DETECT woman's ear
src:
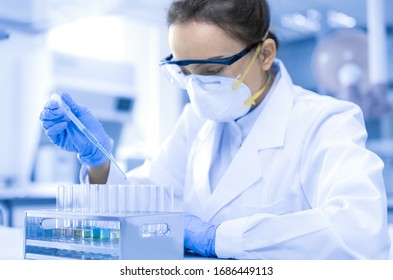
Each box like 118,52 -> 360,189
259,38 -> 276,71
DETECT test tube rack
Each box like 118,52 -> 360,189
23,210 -> 184,260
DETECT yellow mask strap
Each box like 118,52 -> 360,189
232,43 -> 262,90
244,71 -> 271,106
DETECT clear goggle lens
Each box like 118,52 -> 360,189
160,63 -> 235,89
160,64 -> 188,89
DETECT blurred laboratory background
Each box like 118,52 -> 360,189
0,0 -> 392,241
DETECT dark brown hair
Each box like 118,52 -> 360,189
167,0 -> 279,48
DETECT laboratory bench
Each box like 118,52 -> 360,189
0,184 -> 57,227
0,225 -> 392,260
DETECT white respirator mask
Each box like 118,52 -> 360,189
184,43 -> 270,122
186,75 -> 253,122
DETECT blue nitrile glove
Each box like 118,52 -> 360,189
39,92 -> 113,167
184,213 -> 218,257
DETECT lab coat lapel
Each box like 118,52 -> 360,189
184,120 -> 223,217
204,61 -> 295,221
204,133 -> 262,220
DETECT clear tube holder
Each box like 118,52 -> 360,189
23,210 -> 184,260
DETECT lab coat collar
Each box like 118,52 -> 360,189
250,59 -> 294,150
203,59 -> 296,221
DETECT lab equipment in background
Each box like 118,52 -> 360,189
23,184 -> 183,260
51,93 -> 127,179
0,30 -> 52,188
33,145 -> 79,183
312,0 -> 390,120
311,28 -> 390,119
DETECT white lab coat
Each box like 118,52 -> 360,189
100,60 -> 391,259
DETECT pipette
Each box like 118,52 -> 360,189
51,93 -> 127,180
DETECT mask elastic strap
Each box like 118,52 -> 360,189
232,30 -> 269,90
244,71 -> 271,106
232,43 -> 262,90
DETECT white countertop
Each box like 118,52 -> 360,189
0,226 -> 24,259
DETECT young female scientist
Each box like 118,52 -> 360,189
40,0 -> 391,259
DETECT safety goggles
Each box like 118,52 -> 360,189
159,42 -> 260,89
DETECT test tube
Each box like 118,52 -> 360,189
90,184 -> 101,242
72,184 -> 83,212
140,185 -> 151,213
99,184 -> 109,214
81,184 -> 92,241
72,184 -> 83,240
109,184 -> 120,243
109,184 -> 120,214
131,185 -> 142,213
55,185 -> 65,240
63,184 -> 74,238
164,185 -> 174,212
149,185 -> 160,213
99,184 -> 110,242
56,185 -> 65,211
158,185 -> 166,212
119,184 -> 131,214
64,184 -> 73,211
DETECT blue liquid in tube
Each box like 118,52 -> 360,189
100,228 -> 110,242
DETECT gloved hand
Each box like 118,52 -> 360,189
184,213 -> 218,257
39,92 -> 113,167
